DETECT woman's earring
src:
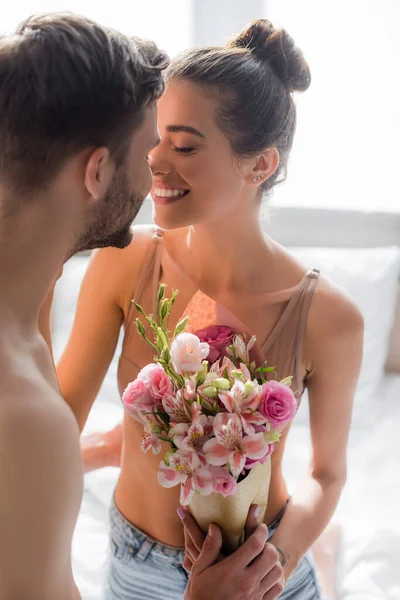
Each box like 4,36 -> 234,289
252,174 -> 264,182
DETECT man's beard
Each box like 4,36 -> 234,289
70,168 -> 145,257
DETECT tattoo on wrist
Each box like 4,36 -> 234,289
276,547 -> 287,567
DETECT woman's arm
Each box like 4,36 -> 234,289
56,227 -> 153,471
56,247 -> 125,432
267,282 -> 364,581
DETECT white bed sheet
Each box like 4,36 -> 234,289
71,374 -> 400,599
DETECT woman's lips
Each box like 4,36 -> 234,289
152,186 -> 190,205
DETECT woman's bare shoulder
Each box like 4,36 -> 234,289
311,274 -> 364,335
83,224 -> 159,311
303,274 -> 364,377
271,241 -> 363,332
90,224 -> 158,271
269,243 -> 364,371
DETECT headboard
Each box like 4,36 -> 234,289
264,205 -> 400,373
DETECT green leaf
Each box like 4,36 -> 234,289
156,407 -> 170,427
157,326 -> 170,349
264,430 -> 281,444
231,370 -> 246,383
160,347 -> 170,363
195,362 -> 208,386
280,376 -> 293,387
163,449 -> 176,466
173,316 -> 189,338
158,436 -> 173,444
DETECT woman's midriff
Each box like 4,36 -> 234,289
114,411 -> 290,548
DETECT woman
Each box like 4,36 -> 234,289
58,19 -> 362,599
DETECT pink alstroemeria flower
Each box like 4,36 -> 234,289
227,334 -> 256,365
218,379 -> 266,435
141,413 -> 162,455
161,391 -> 192,424
244,443 -> 275,470
158,450 -> 213,505
170,413 -> 214,453
203,413 -> 269,477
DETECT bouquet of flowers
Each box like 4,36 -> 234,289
122,284 -> 297,552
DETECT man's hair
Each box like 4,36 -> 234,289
0,13 -> 169,194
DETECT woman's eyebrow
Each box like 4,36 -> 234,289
166,125 -> 206,138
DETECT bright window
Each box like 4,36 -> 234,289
0,0 -> 192,57
265,0 -> 400,211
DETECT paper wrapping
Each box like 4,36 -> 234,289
181,289 -> 272,554
188,456 -> 271,554
180,290 -> 266,367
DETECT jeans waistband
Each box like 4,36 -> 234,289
267,497 -> 290,536
110,496 -> 185,561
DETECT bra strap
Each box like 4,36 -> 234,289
294,268 -> 320,388
123,227 -> 164,349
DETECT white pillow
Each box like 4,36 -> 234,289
288,246 -> 400,427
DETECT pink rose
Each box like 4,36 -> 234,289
196,326 -> 235,364
210,467 -> 238,497
244,444 -> 274,470
122,378 -> 154,411
259,381 -> 297,428
138,364 -> 173,402
170,333 -> 210,374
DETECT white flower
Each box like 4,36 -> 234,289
170,333 -> 210,375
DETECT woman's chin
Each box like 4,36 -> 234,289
153,207 -> 194,231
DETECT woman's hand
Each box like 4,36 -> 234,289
80,422 -> 123,473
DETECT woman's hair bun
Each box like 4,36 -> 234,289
228,19 -> 311,92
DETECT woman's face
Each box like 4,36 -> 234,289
148,80 -> 253,230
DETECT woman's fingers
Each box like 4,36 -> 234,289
245,504 -> 260,540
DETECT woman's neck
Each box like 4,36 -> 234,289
169,206 -> 272,296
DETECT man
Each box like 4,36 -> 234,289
0,13 -> 283,600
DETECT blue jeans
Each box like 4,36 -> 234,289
105,498 -> 321,599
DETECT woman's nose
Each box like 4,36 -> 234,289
148,144 -> 173,177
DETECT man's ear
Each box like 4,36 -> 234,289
84,147 -> 116,202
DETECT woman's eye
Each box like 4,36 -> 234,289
173,146 -> 195,154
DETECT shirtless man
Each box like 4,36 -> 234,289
0,13 -> 282,600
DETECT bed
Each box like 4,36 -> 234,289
52,204 -> 400,599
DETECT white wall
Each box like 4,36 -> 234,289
0,0 -> 192,57
266,0 -> 400,211
3,0 -> 398,213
